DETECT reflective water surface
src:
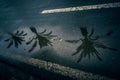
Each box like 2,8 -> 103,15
0,0 -> 120,80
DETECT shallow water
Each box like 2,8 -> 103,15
0,0 -> 120,80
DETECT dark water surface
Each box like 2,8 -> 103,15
0,0 -> 120,80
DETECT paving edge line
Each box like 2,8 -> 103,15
0,52 -> 115,80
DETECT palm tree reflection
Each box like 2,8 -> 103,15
26,27 -> 57,52
66,27 -> 118,63
5,30 -> 27,48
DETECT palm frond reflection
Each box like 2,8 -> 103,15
66,27 -> 118,63
27,27 -> 57,52
5,30 -> 27,48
